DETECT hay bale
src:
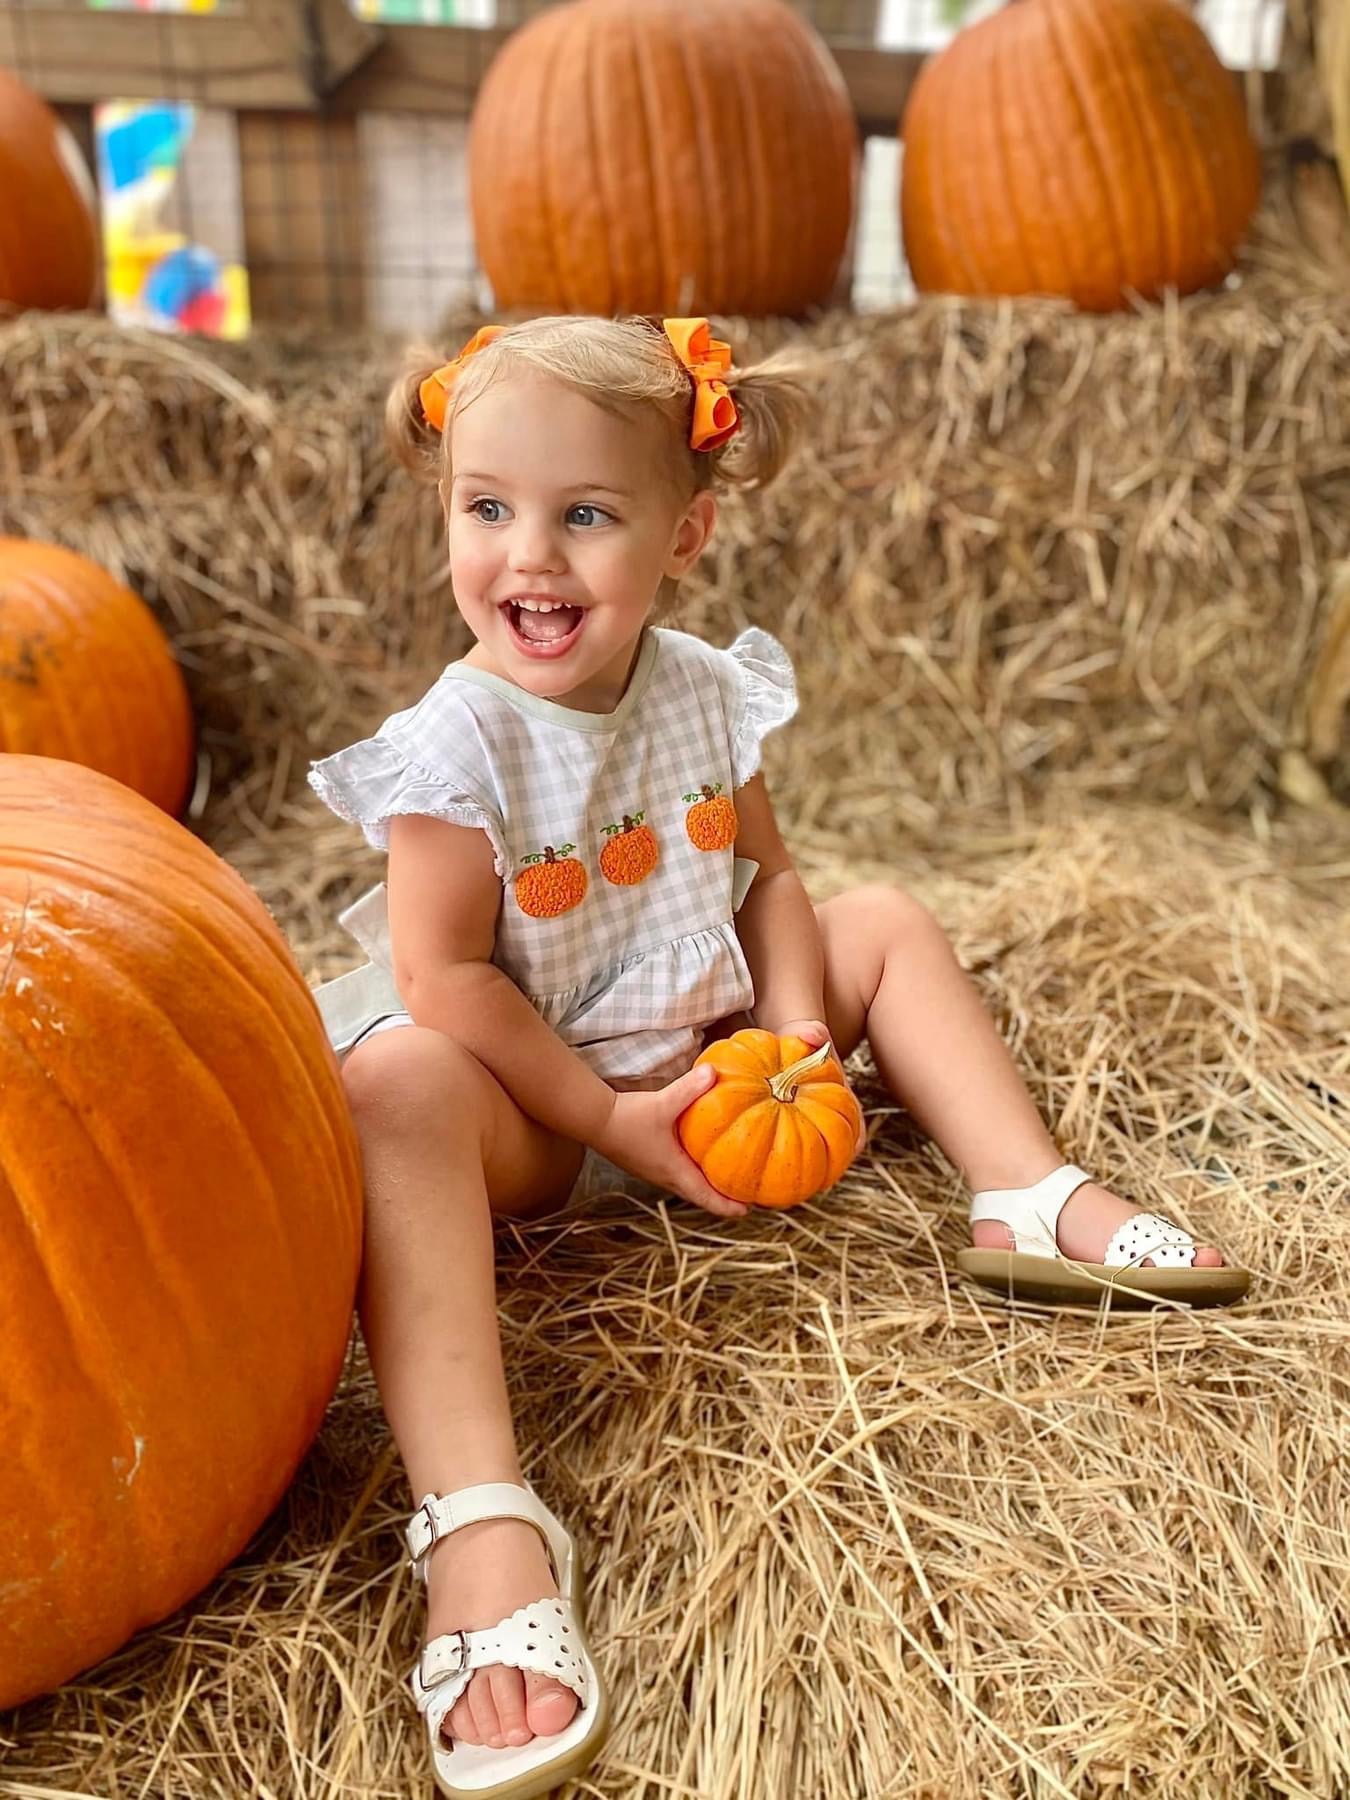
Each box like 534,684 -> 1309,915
1,222 -> 1348,884
4,805 -> 1348,1797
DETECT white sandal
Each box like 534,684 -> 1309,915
405,1482 -> 610,1799
956,1162 -> 1251,1307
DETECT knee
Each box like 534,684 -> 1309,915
342,1026 -> 492,1148
837,882 -> 951,958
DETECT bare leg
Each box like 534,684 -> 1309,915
345,1024 -> 587,1751
813,886 -> 1223,1267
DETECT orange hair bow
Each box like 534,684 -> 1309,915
418,324 -> 505,433
662,318 -> 740,452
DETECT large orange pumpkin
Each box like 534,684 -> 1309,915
678,1029 -> 861,1208
469,0 -> 858,316
900,0 -> 1261,313
0,539 -> 194,815
0,67 -> 99,311
0,758 -> 363,1709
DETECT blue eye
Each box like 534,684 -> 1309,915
470,498 -> 507,523
567,504 -> 611,528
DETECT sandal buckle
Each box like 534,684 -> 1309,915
409,1496 -> 443,1573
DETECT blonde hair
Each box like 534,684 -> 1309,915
386,314 -> 812,504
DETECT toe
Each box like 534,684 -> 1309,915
524,1671 -> 579,1739
446,1693 -> 477,1746
467,1670 -> 502,1748
1194,1245 -> 1224,1268
488,1665 -> 532,1748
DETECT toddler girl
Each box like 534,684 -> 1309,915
309,314 -> 1247,1799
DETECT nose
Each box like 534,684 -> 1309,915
507,514 -> 565,576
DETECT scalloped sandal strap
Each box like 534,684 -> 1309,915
968,1163 -> 1095,1259
411,1595 -> 592,1739
1104,1211 -> 1196,1269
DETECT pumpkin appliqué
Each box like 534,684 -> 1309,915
682,781 -> 737,852
514,842 -> 587,918
599,810 -> 659,886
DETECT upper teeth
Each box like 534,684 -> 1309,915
516,599 -> 567,612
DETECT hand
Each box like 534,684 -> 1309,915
765,1018 -> 868,1159
591,1063 -> 751,1220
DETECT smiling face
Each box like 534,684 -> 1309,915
446,371 -> 715,713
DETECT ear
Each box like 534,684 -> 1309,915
665,488 -> 717,578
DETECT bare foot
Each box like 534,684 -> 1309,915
971,1176 -> 1224,1267
424,1516 -> 579,1751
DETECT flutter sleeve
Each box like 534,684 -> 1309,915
723,627 -> 799,789
308,730 -> 510,878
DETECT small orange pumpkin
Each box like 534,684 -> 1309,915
678,1029 -> 861,1209
514,842 -> 588,918
599,811 -> 659,886
683,782 -> 737,852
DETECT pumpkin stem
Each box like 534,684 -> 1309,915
767,1039 -> 833,1104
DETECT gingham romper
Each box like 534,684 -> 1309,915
307,625 -> 797,1090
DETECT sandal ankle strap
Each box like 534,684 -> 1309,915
406,1481 -> 564,1585
968,1163 -> 1094,1258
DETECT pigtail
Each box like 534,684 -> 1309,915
384,347 -> 447,488
713,346 -> 817,491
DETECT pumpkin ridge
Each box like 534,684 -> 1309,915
0,1051 -> 155,1619
1,991 -> 343,1668
11,926 -> 320,1306
618,10 -> 662,308
1007,12 -> 1076,297
1155,4 -> 1244,280
0,1012 -> 201,1397
0,1017 -> 268,1584
713,7 -> 754,312
779,11 -> 831,310
1036,0 -> 1114,304
538,24 -> 574,309
582,9 -> 618,315
675,18 -> 719,312
1120,7 -> 1200,292
8,569 -> 99,771
726,14 -> 771,311
775,1106 -> 823,1201
770,14 -> 815,312
1069,0 -> 1164,290
3,823 -> 323,1019
5,838 -> 356,1209
709,1099 -> 780,1200
979,26 -> 1036,293
1152,5 -> 1227,282
936,28 -> 1000,291
968,26 -> 1016,295
1041,0 -> 1129,305
631,10 -> 678,309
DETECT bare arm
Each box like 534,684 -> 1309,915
385,813 -> 615,1147
730,775 -> 827,1033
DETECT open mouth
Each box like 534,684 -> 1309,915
501,599 -> 587,658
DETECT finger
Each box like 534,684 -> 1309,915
685,1175 -> 750,1219
669,1061 -> 718,1107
